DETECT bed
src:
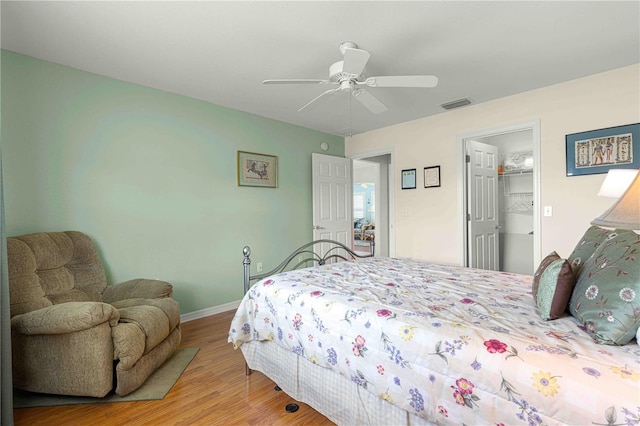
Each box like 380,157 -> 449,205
229,231 -> 640,425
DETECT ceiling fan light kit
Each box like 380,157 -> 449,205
263,41 -> 439,116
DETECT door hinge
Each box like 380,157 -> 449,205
467,213 -> 471,221
465,154 -> 470,163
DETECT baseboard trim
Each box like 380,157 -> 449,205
180,300 -> 241,323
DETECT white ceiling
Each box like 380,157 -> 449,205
2,1 -> 639,137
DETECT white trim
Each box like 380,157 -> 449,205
456,139 -> 467,266
456,119 -> 541,269
180,300 -> 240,323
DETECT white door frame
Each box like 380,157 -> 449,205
456,120 -> 541,269
348,147 -> 396,257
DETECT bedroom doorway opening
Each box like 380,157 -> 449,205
353,161 -> 378,256
458,121 -> 541,274
352,153 -> 393,257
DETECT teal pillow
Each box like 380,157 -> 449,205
567,226 -> 610,278
532,251 -> 560,303
569,229 -> 640,345
536,257 -> 576,320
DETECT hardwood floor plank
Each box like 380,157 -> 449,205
13,310 -> 334,425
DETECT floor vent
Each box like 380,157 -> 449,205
441,98 -> 472,110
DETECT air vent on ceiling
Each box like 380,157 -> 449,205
441,98 -> 472,110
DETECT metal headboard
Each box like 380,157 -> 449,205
242,239 -> 374,296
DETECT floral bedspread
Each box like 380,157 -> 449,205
229,257 -> 640,425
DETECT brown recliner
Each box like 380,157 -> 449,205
7,231 -> 181,397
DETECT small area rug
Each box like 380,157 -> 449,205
13,347 -> 199,408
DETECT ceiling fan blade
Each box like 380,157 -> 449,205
364,75 -> 439,88
298,88 -> 340,112
352,89 -> 387,114
333,127 -> 355,137
342,48 -> 371,76
263,79 -> 332,85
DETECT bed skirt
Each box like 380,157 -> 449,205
240,340 -> 431,425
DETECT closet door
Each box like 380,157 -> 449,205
467,140 -> 499,270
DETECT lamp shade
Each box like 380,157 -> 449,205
596,169 -> 639,197
591,171 -> 640,230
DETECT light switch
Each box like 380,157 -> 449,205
544,206 -> 553,217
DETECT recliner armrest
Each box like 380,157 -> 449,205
11,301 -> 120,335
102,279 -> 173,304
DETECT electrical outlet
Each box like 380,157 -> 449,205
257,262 -> 263,272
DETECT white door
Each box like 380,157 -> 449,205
312,153 -> 352,250
467,140 -> 499,270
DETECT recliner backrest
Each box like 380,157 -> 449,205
7,231 -> 108,317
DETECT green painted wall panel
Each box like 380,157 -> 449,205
1,50 -> 344,314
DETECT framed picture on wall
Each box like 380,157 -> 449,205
565,123 -> 639,176
401,169 -> 416,189
237,151 -> 278,188
424,166 -> 441,188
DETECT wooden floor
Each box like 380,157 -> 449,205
13,310 -> 335,426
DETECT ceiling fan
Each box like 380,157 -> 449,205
263,41 -> 438,114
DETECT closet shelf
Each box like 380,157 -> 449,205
501,170 -> 534,196
505,197 -> 534,214
505,191 -> 533,196
499,169 -> 533,177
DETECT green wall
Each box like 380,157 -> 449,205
0,50 -> 344,314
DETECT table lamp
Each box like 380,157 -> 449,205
591,169 -> 640,230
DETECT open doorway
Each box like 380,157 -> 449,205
353,167 -> 376,255
352,153 -> 393,257
458,121 -> 541,274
